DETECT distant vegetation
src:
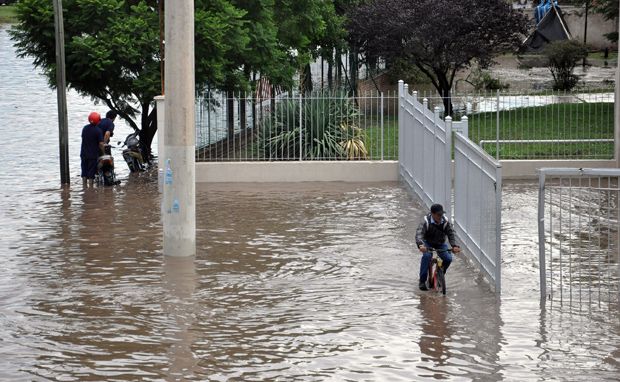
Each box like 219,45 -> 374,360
0,5 -> 17,24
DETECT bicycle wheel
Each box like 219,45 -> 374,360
427,263 -> 435,290
436,267 -> 446,295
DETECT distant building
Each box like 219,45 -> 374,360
512,0 -> 533,10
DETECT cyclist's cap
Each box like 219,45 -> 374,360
430,204 -> 444,214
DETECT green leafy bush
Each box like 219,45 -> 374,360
467,67 -> 509,91
543,40 -> 588,90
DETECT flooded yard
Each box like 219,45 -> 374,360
0,26 -> 618,381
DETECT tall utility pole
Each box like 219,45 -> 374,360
159,0 -> 165,95
53,0 -> 69,184
582,1 -> 590,68
163,0 -> 196,257
615,10 -> 620,167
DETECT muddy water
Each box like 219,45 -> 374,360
1,26 -> 619,381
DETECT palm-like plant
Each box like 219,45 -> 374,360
259,92 -> 367,160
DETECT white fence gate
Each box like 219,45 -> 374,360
453,132 -> 503,292
399,80 -> 503,292
398,81 -> 452,216
538,168 -> 620,310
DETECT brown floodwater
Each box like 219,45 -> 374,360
1,26 -> 619,381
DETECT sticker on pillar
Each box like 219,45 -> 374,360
172,199 -> 180,213
165,159 -> 173,185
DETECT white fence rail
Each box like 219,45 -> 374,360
538,168 -> 620,310
454,132 -> 502,292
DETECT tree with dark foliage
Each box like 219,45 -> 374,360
347,0 -> 529,115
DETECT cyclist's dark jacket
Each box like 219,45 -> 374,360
415,213 -> 457,249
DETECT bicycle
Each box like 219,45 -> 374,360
425,247 -> 450,295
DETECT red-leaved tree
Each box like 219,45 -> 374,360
347,0 -> 529,115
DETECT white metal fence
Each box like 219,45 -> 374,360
194,90 -> 398,161
538,168 -> 620,311
399,81 -> 503,292
194,89 -> 615,162
453,132 -> 502,292
398,82 -> 452,217
416,90 -> 615,160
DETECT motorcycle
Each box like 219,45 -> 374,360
96,144 -> 120,186
120,131 -> 146,172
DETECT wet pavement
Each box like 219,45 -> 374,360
1,26 -> 619,381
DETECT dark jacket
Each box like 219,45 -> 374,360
80,123 -> 104,159
97,118 -> 115,138
415,213 -> 457,249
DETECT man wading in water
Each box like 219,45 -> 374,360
80,112 -> 105,187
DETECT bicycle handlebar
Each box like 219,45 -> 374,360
425,247 -> 451,254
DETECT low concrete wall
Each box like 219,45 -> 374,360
196,161 -> 399,183
500,159 -> 618,179
194,160 -> 616,183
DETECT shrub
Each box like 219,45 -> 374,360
259,92 -> 368,160
543,40 -> 588,90
467,67 -> 509,91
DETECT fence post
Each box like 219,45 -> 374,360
461,116 -> 469,138
405,85 -> 410,169
423,98 -> 429,135
381,91 -> 384,161
495,163 -> 502,294
299,93 -> 303,161
445,116 -> 453,219
496,89 -> 500,160
398,81 -> 404,166
538,170 -> 547,305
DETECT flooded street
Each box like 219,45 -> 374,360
1,26 -> 619,381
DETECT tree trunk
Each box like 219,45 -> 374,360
348,47 -> 358,96
335,47 -> 342,88
327,55 -> 333,90
435,73 -> 454,117
300,63 -> 312,93
138,102 -> 157,162
239,91 -> 247,130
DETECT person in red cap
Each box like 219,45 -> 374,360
80,112 -> 105,187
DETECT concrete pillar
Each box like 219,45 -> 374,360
155,95 -> 165,193
616,14 -> 620,167
163,0 -> 195,257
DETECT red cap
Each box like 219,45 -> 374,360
88,112 -> 101,125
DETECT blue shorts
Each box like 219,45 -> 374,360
81,158 -> 98,179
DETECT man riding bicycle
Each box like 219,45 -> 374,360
415,204 -> 461,291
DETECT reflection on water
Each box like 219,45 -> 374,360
0,26 -> 619,381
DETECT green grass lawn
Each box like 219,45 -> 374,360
360,102 -> 614,160
587,51 -> 618,60
363,117 -> 398,160
0,5 -> 17,24
468,102 -> 615,159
